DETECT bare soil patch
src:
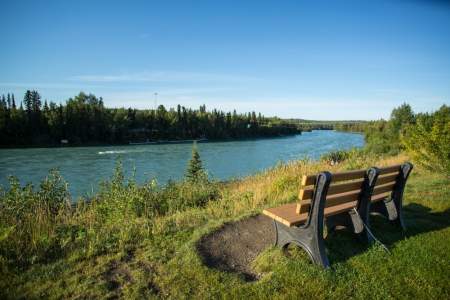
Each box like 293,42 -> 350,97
197,214 -> 275,281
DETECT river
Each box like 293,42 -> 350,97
0,130 -> 364,198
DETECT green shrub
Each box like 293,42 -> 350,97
320,150 -> 350,165
0,170 -> 70,266
161,180 -> 219,214
364,103 -> 415,155
0,160 -> 221,266
402,105 -> 450,177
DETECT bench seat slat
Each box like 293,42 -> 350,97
264,201 -> 358,227
264,203 -> 307,227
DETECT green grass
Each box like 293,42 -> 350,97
1,154 -> 449,299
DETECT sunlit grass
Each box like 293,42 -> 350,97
1,152 -> 449,299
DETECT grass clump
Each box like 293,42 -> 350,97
0,169 -> 70,267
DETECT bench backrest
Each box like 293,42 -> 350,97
297,169 -> 370,217
371,165 -> 402,202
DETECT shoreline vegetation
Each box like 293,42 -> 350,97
0,90 -> 368,149
0,90 -> 304,148
0,132 -> 305,150
1,103 -> 449,298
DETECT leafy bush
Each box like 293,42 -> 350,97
321,148 -> 376,170
0,170 -> 70,266
161,180 -> 219,214
321,150 -> 350,165
364,103 -> 415,155
0,160 -> 221,267
402,105 -> 450,177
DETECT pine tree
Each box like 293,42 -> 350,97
24,90 -> 33,114
11,94 -> 16,110
185,142 -> 206,182
31,90 -> 42,112
7,93 -> 11,109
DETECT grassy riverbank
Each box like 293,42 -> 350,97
1,151 -> 449,299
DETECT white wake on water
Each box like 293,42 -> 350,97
98,150 -> 128,155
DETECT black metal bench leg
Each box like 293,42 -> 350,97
274,220 -> 330,268
325,210 -> 371,243
325,167 -> 379,244
371,197 -> 403,229
273,171 -> 332,268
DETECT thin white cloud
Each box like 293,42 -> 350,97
0,82 -> 108,89
68,71 -> 261,83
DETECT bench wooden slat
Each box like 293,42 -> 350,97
297,189 -> 361,214
326,190 -> 361,206
371,191 -> 391,202
376,172 -> 399,186
299,179 -> 364,201
378,165 -> 401,175
301,169 -> 366,186
264,201 -> 358,227
332,169 -> 366,182
372,181 -> 396,195
264,203 -> 307,227
301,174 -> 316,186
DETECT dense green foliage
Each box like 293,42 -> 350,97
288,119 -> 368,132
402,105 -> 450,176
330,103 -> 450,175
0,161 -> 219,270
363,103 -> 416,154
334,122 -> 367,132
0,91 -> 300,147
332,103 -> 450,177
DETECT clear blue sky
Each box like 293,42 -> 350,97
1,0 -> 449,120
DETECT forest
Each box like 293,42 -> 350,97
0,90 -> 301,147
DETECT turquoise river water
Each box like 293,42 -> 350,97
0,130 -> 364,198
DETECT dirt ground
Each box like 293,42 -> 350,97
196,214 -> 275,281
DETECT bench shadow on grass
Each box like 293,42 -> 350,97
326,203 -> 450,265
197,205 -> 449,280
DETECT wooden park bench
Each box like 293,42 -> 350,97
262,163 -> 413,268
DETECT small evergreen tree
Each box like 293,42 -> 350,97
185,142 -> 206,182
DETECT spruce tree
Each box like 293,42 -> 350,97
185,142 -> 205,182
24,90 -> 33,114
11,94 -> 16,109
7,93 -> 11,109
